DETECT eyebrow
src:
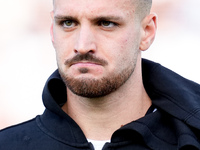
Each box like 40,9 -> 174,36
54,15 -> 124,22
54,15 -> 76,21
92,16 -> 123,21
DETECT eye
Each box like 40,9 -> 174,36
100,21 -> 116,28
63,20 -> 76,28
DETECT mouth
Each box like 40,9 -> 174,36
70,61 -> 102,67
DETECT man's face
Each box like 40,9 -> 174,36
51,0 -> 142,98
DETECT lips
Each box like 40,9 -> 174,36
70,61 -> 104,75
71,61 -> 101,67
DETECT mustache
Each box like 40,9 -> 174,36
64,53 -> 108,66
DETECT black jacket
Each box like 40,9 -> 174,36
1,59 -> 200,150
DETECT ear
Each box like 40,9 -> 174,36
139,13 -> 157,51
50,11 -> 54,43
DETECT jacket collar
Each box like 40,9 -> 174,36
142,59 -> 200,129
43,59 -> 200,129
40,59 -> 200,148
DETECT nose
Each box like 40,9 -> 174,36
74,25 -> 97,54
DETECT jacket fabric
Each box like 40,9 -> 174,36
1,59 -> 200,150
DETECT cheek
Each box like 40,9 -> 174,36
116,36 -> 134,58
103,38 -> 130,71
102,32 -> 134,62
54,43 -> 65,66
120,31 -> 140,55
116,30 -> 135,50
114,34 -> 139,65
53,33 -> 75,64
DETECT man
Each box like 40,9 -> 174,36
0,0 -> 200,149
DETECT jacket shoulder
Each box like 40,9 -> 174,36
0,116 -> 43,149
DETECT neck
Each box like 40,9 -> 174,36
62,58 -> 152,140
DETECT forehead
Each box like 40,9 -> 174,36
53,0 -> 135,18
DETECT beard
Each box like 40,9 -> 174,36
59,53 -> 138,98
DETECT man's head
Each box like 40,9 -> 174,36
51,0 -> 157,98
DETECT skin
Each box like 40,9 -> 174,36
51,0 -> 157,140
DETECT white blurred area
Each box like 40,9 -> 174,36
143,0 -> 200,83
0,0 -> 200,129
0,0 -> 56,129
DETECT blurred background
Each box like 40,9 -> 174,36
0,0 -> 200,129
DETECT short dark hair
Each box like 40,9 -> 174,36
134,0 -> 152,20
